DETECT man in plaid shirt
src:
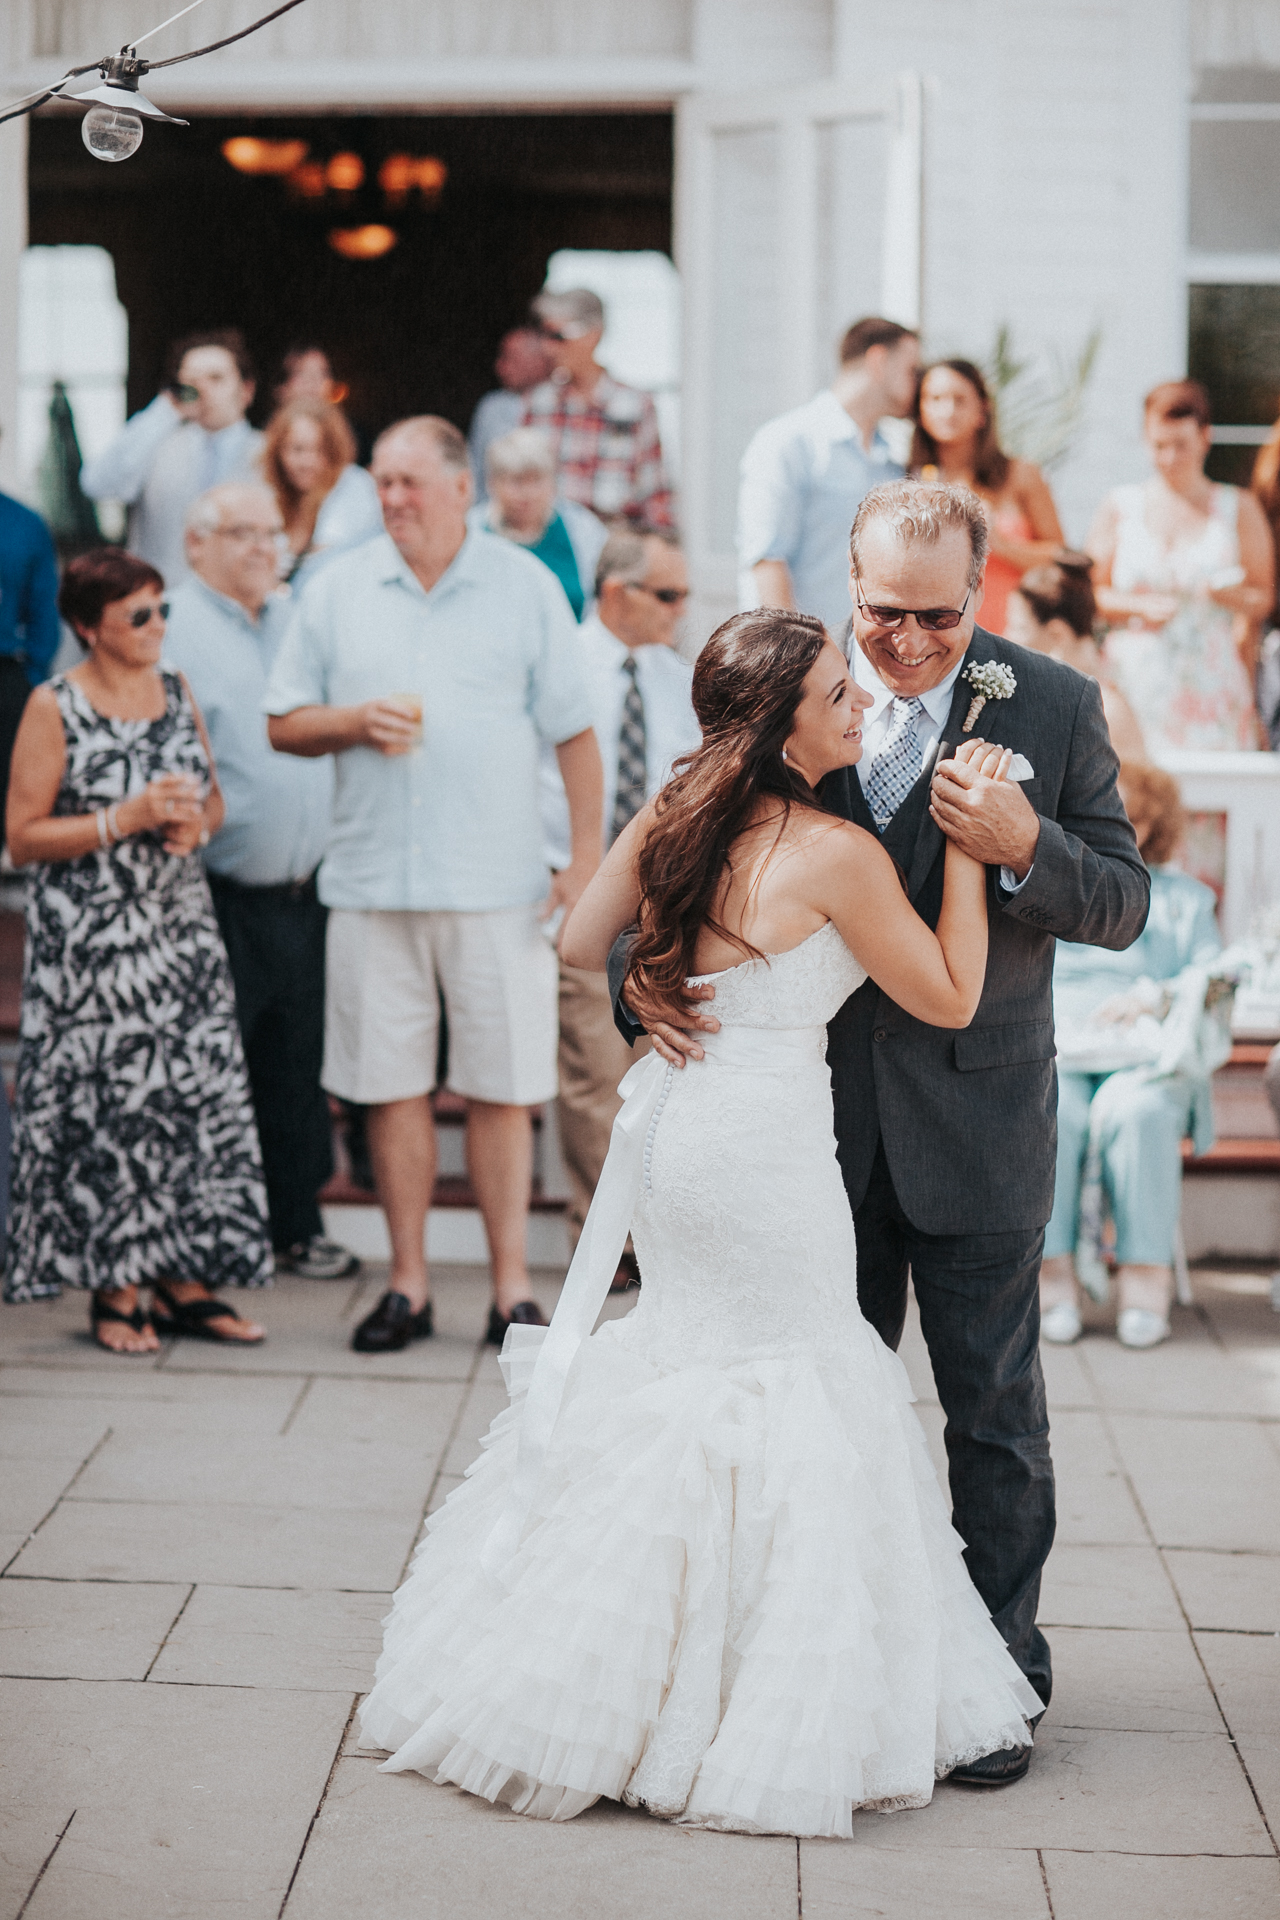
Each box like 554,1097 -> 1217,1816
523,289 -> 674,529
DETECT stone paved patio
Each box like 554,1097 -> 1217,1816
2,1262 -> 1278,1919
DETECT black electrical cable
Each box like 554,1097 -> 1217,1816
0,0 -> 310,127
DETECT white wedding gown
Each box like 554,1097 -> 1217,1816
360,921 -> 1041,1836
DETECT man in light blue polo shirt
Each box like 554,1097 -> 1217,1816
737,316 -> 920,639
165,481 -> 357,1286
266,415 -> 603,1357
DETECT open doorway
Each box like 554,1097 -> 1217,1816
27,110 -> 674,446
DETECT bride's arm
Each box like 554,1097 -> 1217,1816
559,800 -> 655,970
814,754 -> 1010,1028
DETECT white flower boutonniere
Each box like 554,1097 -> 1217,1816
960,660 -> 1017,734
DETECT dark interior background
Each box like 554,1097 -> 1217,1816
29,110 -> 673,445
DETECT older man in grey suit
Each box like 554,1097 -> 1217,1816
616,481 -> 1150,1788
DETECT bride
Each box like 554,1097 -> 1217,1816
360,608 -> 1043,1836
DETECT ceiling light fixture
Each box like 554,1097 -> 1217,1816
328,225 -> 399,261
222,135 -> 309,175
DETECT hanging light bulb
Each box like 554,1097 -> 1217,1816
71,53 -> 186,164
81,103 -> 145,162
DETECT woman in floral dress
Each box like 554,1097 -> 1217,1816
3,548 -> 271,1352
1089,380 -> 1274,752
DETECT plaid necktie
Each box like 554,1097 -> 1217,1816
610,654 -> 647,845
864,696 -> 926,830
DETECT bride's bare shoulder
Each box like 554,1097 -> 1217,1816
790,812 -> 889,871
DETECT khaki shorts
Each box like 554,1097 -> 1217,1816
323,906 -> 559,1106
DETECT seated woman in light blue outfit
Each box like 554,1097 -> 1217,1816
469,428 -> 607,620
1041,763 -> 1223,1351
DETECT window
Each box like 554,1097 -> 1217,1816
19,246 -> 128,534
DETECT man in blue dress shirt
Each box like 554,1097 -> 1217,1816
737,317 -> 920,639
0,472 -> 60,809
165,481 -> 358,1283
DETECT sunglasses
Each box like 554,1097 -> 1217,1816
626,584 -> 689,606
128,601 -> 170,628
856,588 -> 971,633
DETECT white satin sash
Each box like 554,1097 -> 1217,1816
480,1024 -> 827,1580
480,1048 -> 672,1576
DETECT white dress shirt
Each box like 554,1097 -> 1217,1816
851,641 -> 1032,892
541,613 -> 702,868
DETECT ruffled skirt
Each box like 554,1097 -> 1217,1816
359,1317 -> 1040,1837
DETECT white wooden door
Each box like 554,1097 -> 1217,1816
676,73 -> 924,626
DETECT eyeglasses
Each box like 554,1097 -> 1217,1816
128,601 -> 170,628
537,322 -> 592,343
625,584 -> 689,606
855,588 -> 971,632
214,525 -> 282,546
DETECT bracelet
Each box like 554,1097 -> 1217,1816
96,809 -> 109,849
107,804 -> 122,843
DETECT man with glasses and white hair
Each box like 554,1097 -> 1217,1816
164,482 -> 358,1284
546,526 -> 699,1284
616,480 -> 1150,1784
523,289 -> 674,529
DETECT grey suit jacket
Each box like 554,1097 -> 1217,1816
612,627 -> 1150,1239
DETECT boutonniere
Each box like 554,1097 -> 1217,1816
960,660 -> 1017,733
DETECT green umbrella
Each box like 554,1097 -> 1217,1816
39,382 -> 102,557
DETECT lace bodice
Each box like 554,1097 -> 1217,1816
687,920 -> 867,1029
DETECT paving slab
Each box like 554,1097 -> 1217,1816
1046,1625 -> 1223,1733
1043,1849 -> 1280,1919
1,1677 -> 349,1920
283,1758 -> 799,1920
0,1577 -> 187,1680
1038,1338 -> 1099,1410
1048,1411 -> 1148,1545
0,1453 -> 94,1538
1194,1630 -> 1280,1833
0,1398 -> 110,1460
1108,1415 -> 1280,1551
0,1367 -> 303,1420
441,1378 -> 510,1475
861,1727 -> 1270,1854
0,1292 -> 169,1371
67,1428 -> 440,1518
1079,1320 -> 1279,1417
151,1584 -> 389,1691
9,1497 -> 417,1591
0,1802 -> 76,1920
285,1376 -> 465,1450
800,1841 -> 1050,1918
1039,1544 -> 1185,1630
1163,1548 -> 1280,1631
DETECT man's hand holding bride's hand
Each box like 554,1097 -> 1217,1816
623,978 -> 720,1068
929,738 -> 1039,878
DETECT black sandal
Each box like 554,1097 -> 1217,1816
91,1291 -> 154,1353
151,1285 -> 265,1345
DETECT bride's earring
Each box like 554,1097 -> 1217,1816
781,745 -> 790,763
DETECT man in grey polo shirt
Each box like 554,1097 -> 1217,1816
737,316 -> 920,638
164,481 -> 358,1283
266,415 -> 603,1356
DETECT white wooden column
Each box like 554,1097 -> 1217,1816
0,117 -> 28,493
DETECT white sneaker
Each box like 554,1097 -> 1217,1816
1040,1302 -> 1083,1345
1117,1307 -> 1170,1349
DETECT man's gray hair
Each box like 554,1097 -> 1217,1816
184,481 -> 276,539
532,287 -> 605,332
849,480 -> 989,590
594,526 -> 680,600
372,414 -> 470,472
486,427 -> 556,480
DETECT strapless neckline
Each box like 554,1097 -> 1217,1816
688,918 -> 837,985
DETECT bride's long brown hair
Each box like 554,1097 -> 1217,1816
626,608 -> 834,1003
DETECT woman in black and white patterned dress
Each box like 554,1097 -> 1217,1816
4,548 -> 271,1352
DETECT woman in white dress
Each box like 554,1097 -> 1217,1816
1088,380 -> 1273,752
360,610 -> 1042,1836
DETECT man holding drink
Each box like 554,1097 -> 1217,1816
266,416 -> 603,1352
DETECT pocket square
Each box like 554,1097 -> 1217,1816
1007,753 -> 1035,782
